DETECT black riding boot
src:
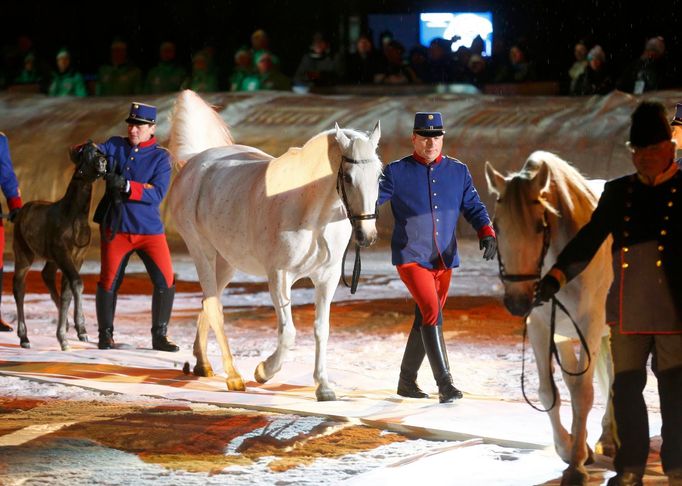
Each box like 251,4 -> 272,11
658,366 -> 682,477
96,284 -> 116,349
397,306 -> 429,398
151,285 -> 179,352
0,269 -> 12,332
421,317 -> 463,403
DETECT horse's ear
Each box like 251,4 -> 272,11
335,123 -> 351,151
368,120 -> 381,148
485,161 -> 506,197
533,161 -> 551,195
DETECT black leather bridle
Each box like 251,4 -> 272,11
495,209 -> 551,287
494,208 -> 591,412
337,154 -> 378,294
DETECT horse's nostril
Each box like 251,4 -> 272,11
503,294 -> 532,317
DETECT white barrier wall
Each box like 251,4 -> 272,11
2,89 -> 680,247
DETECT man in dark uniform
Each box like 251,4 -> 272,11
378,112 -> 497,403
0,133 -> 22,332
93,102 -> 178,352
537,101 -> 682,486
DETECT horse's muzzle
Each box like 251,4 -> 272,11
354,226 -> 377,248
503,293 -> 533,317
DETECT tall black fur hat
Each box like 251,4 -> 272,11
629,100 -> 672,148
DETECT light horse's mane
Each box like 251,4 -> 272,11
501,151 -> 598,236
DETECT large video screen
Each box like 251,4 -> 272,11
419,12 -> 493,56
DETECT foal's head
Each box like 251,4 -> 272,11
334,122 -> 382,247
485,159 -> 558,316
70,142 -> 108,182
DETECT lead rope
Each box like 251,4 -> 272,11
341,239 -> 362,294
520,295 -> 592,412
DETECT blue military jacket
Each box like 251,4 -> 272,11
0,133 -> 22,212
95,136 -> 170,235
378,154 -> 493,268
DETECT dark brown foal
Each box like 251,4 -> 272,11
12,143 -> 107,350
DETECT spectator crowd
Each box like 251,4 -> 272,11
1,29 -> 679,97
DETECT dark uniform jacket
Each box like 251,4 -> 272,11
553,165 -> 682,334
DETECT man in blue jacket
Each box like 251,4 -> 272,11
93,102 -> 178,352
378,112 -> 497,403
0,133 -> 22,332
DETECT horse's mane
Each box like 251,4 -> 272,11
264,128 -> 382,196
169,90 -> 234,169
502,151 -> 598,233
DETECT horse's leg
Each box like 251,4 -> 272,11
56,276 -> 74,351
12,238 -> 33,349
72,257 -> 88,342
57,260 -> 87,349
594,334 -> 615,457
308,267 -> 341,402
208,255 -> 244,391
40,261 -> 60,309
555,337 -> 594,485
254,270 -> 296,385
526,315 -> 572,462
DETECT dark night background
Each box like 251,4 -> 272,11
3,0 -> 682,86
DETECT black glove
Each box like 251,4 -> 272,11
535,274 -> 560,304
479,236 -> 497,260
8,207 -> 20,223
106,173 -> 128,194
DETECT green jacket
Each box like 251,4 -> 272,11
97,63 -> 142,96
49,70 -> 87,97
145,62 -> 187,94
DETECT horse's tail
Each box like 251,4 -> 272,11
168,89 -> 234,170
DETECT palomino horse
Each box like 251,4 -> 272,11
485,151 -> 614,485
168,90 -> 381,401
13,143 -> 108,350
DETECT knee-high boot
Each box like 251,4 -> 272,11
96,284 -> 116,349
421,314 -> 462,403
0,269 -> 12,332
151,285 -> 179,352
397,305 -> 428,398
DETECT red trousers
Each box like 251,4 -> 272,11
396,262 -> 452,326
99,231 -> 174,291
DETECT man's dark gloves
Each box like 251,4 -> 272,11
106,173 -> 128,194
480,236 -> 497,260
8,208 -> 20,223
535,274 -> 560,304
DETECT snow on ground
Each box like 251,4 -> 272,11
0,240 -> 664,485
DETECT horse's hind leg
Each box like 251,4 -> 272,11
308,267 -> 341,401
12,238 -> 34,349
41,261 -> 60,309
255,270 -> 296,386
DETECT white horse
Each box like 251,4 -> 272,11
167,90 -> 382,401
485,151 -> 614,485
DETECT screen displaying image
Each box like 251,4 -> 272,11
419,12 -> 493,56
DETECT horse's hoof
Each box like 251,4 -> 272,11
193,363 -> 214,377
78,334 -> 89,343
254,362 -> 270,384
226,375 -> 246,391
560,466 -> 589,486
61,344 -> 71,352
182,362 -> 191,375
316,388 -> 337,402
20,340 -> 30,349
